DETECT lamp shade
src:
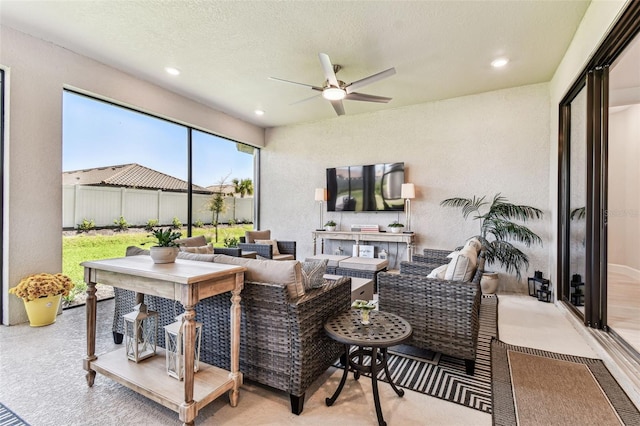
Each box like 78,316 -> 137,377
401,183 -> 415,199
315,188 -> 327,201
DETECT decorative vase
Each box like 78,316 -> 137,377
23,294 -> 61,327
480,272 -> 499,294
390,227 -> 403,234
150,246 -> 179,264
360,309 -> 372,325
325,226 -> 336,232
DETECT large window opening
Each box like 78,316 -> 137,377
62,90 -> 257,306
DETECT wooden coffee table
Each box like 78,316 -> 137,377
324,310 -> 412,426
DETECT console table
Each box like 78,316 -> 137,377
82,256 -> 246,425
312,230 -> 415,261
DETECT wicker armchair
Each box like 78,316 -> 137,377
378,248 -> 483,375
238,230 -> 297,260
112,250 -> 350,415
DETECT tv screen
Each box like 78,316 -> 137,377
326,162 -> 405,212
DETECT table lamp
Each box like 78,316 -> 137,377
401,183 -> 415,233
315,188 -> 327,231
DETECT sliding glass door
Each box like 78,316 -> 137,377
605,32 -> 640,353
558,2 -> 640,355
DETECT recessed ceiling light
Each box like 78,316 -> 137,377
165,67 -> 180,76
491,58 -> 509,68
254,109 -> 265,116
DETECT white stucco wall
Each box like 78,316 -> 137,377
0,26 -> 264,325
264,83 -> 551,293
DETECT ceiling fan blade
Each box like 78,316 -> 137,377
346,67 -> 396,94
290,93 -> 322,105
345,92 -> 392,103
330,100 -> 345,116
269,77 -> 323,91
319,53 -> 339,87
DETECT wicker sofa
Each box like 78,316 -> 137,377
111,247 -> 350,415
377,247 -> 483,375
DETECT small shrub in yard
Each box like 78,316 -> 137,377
77,218 -> 95,233
145,219 -> 159,231
113,216 -> 130,231
227,218 -> 237,227
63,280 -> 87,305
194,219 -> 204,228
224,236 -> 239,247
172,216 -> 182,229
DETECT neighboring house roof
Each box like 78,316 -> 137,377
207,184 -> 254,198
63,163 -> 211,194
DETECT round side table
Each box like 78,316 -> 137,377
324,310 -> 412,426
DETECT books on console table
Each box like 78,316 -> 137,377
350,224 -> 379,232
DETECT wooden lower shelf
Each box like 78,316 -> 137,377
91,347 -> 235,414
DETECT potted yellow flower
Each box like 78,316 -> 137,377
9,273 -> 74,326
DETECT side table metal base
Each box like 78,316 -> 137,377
326,344 -> 404,426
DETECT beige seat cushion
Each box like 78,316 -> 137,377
245,230 -> 271,243
273,254 -> 295,261
180,244 -> 214,254
305,254 -> 351,268
338,257 -> 389,272
213,254 -> 304,299
175,235 -> 207,247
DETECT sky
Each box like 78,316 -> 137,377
62,91 -> 255,187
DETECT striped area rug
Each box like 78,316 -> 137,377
339,294 -> 498,413
0,403 -> 28,426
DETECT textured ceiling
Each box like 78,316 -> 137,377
0,0 -> 591,128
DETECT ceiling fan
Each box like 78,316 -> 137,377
269,53 -> 396,116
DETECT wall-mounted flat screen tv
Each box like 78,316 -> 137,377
326,162 -> 405,212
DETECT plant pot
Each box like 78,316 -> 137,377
480,271 -> 499,294
150,246 -> 179,264
23,294 -> 61,327
390,227 -> 403,234
324,226 -> 336,232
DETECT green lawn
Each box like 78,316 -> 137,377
62,224 -> 252,291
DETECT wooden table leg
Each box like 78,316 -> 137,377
228,274 -> 243,406
83,272 -> 97,387
179,304 -> 197,425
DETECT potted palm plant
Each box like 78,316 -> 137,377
145,228 -> 182,264
441,194 -> 543,292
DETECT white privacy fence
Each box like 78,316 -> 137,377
63,185 -> 254,229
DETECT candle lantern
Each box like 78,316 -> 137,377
123,303 -> 158,362
164,314 -> 203,380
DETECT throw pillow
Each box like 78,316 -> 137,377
179,244 -> 214,254
426,264 -> 448,279
254,239 -> 281,256
465,237 -> 482,253
301,259 -> 328,291
444,245 -> 478,281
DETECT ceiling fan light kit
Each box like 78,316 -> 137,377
270,53 -> 396,116
322,87 -> 346,101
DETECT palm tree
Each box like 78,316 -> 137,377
232,178 -> 254,198
440,193 -> 543,279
